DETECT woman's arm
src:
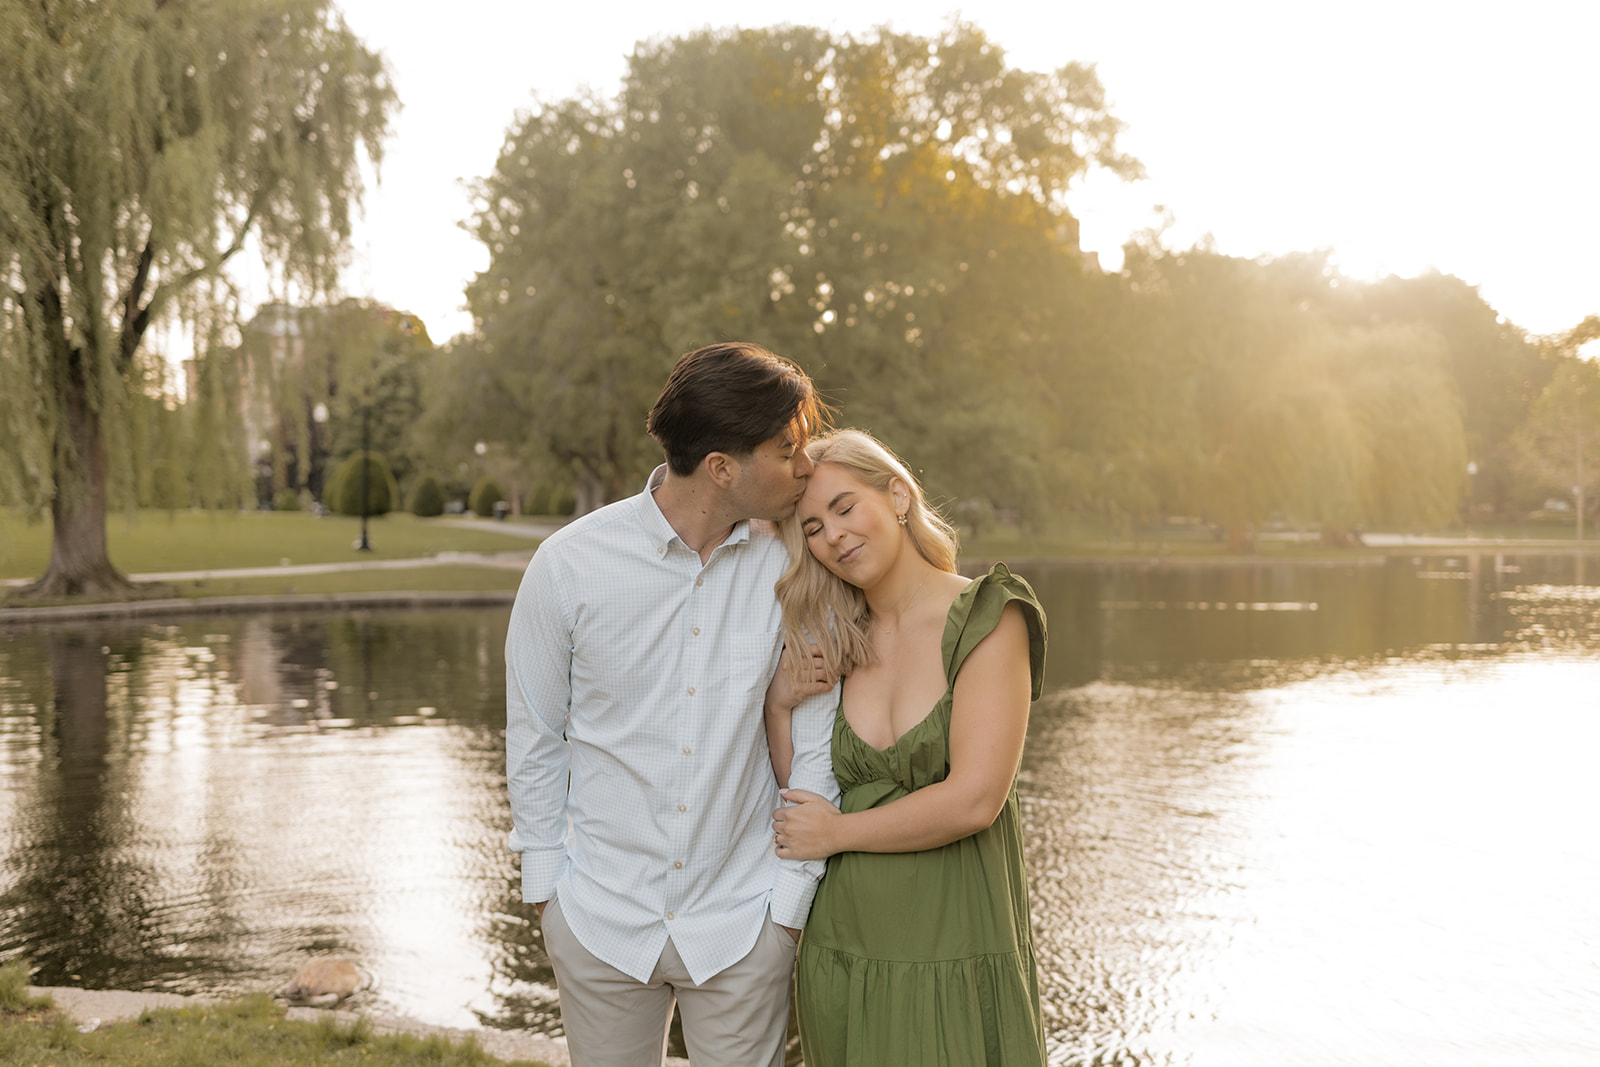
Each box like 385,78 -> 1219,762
773,602 -> 1032,858
764,643 -> 832,789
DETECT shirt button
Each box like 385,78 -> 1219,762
692,626 -> 700,636
678,804 -> 687,812
658,546 -> 666,555
695,577 -> 703,587
673,861 -> 683,869
686,686 -> 695,695
666,911 -> 674,920
682,746 -> 691,755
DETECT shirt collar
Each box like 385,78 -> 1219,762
638,464 -> 750,557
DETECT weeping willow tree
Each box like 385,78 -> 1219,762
0,0 -> 395,597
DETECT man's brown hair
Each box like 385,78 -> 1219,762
646,342 -> 830,476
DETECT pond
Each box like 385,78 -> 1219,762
2,551 -> 1598,1065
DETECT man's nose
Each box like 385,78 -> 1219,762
794,450 -> 814,477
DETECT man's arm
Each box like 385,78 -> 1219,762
768,683 -> 840,928
505,549 -> 574,913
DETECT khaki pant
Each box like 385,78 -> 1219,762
542,896 -> 798,1067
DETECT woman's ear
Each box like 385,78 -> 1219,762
890,479 -> 910,516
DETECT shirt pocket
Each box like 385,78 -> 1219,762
724,628 -> 784,702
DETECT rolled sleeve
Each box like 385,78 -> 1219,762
505,550 -> 575,904
771,683 -> 841,928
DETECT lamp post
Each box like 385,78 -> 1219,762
311,402 -> 329,509
1465,461 -> 1478,536
356,401 -> 373,551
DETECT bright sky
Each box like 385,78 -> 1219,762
326,0 -> 1599,344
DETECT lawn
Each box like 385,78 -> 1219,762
0,509 -> 545,583
0,989 -> 548,1066
168,564 -> 525,598
2,506 -> 1591,608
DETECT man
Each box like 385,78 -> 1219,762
506,342 -> 840,1067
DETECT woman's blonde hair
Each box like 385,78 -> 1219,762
776,429 -> 960,679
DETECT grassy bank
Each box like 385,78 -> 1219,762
165,565 -> 524,598
0,963 -> 548,1067
3,506 -> 1593,608
0,510 -> 546,582
962,518 -> 1594,561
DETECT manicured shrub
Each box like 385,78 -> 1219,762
469,476 -> 504,518
327,451 -> 399,517
409,474 -> 445,517
273,488 -> 302,512
526,482 -> 577,516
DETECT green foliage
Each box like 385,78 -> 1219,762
273,488 -> 303,511
410,473 -> 446,517
143,461 -> 191,512
1357,272 -> 1551,516
327,451 -> 399,517
0,0 -> 395,593
526,483 -> 577,516
470,477 -> 506,517
0,991 -> 549,1066
457,21 -> 1136,515
0,960 -> 49,1013
1112,247 -> 1471,546
242,300 -> 436,508
1511,318 -> 1600,521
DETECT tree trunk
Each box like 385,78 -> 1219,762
573,471 -> 608,517
17,357 -> 138,599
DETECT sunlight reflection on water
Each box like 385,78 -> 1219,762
2,555 -> 1599,1064
1021,655 -> 1600,1065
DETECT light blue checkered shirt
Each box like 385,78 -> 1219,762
506,467 -> 839,984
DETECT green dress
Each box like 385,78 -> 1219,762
796,563 -> 1049,1067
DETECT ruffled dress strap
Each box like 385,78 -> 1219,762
942,562 -> 1047,699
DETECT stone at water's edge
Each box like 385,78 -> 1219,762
279,957 -> 363,1007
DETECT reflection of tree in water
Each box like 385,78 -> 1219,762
475,871 -> 560,1035
0,631 -> 168,988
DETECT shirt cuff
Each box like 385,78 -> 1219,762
769,864 -> 822,928
520,849 -> 566,904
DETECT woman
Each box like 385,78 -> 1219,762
765,429 -> 1048,1067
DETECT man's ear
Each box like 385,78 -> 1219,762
704,451 -> 737,489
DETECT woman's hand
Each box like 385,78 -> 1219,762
772,788 -> 843,860
765,644 -> 833,715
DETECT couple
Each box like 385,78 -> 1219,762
506,342 -> 1048,1067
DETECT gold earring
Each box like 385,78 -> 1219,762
896,512 -> 907,526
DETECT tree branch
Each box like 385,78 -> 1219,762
116,238 -> 156,370
137,185 -> 273,347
